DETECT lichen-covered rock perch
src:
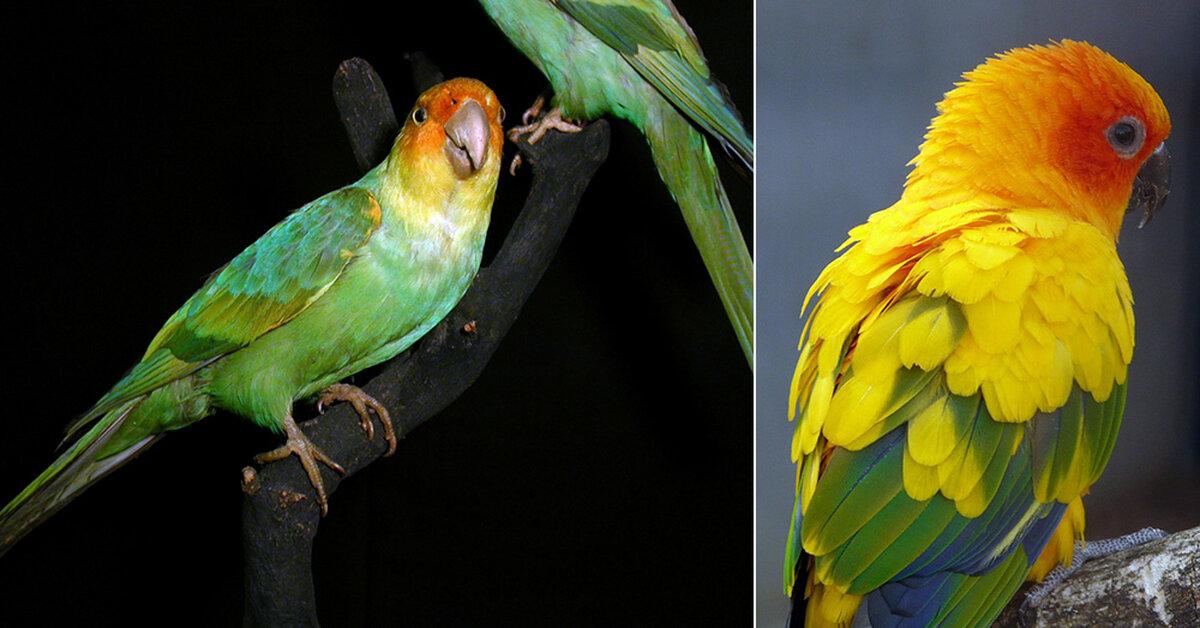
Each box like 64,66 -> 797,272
998,525 -> 1200,626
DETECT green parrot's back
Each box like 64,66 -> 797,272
479,0 -> 754,363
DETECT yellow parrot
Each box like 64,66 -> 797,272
785,41 -> 1171,626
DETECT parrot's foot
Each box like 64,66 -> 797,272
317,383 -> 397,457
520,94 -> 546,126
506,106 -> 584,175
254,415 -> 345,516
506,106 -> 584,145
1023,527 -> 1168,608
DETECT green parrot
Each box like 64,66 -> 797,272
478,0 -> 754,366
0,77 -> 506,554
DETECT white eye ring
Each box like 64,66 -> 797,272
498,106 -> 506,124
412,107 -> 428,124
1106,115 -> 1145,159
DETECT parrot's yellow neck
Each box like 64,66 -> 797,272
375,151 -> 497,250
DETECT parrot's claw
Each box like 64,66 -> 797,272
254,415 -> 345,516
506,106 -> 584,145
521,94 -> 546,126
505,105 -> 584,175
317,383 -> 397,457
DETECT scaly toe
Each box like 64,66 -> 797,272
521,94 -> 546,126
317,383 -> 396,455
254,416 -> 347,516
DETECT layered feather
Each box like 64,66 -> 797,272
786,40 -> 1170,626
478,0 -> 755,364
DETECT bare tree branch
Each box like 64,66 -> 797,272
241,57 -> 609,627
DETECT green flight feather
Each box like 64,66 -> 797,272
931,546 -> 1030,626
64,350 -> 200,440
800,402 -> 1052,593
803,431 -> 905,556
846,494 -> 958,592
479,0 -> 754,365
1094,382 -> 1126,478
938,401 -> 1006,503
554,0 -> 753,166
965,421 -> 1021,515
828,481 -> 940,587
147,187 -> 381,361
1,400 -> 150,552
812,418 -> 1018,593
645,107 -> 753,364
1028,383 -> 1125,503
63,187 -> 381,440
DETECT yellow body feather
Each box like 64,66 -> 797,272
787,41 -> 1171,625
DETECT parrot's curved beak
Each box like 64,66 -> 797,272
1130,142 -> 1170,228
443,99 -> 490,179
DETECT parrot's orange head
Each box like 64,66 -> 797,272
393,77 -> 505,186
909,40 -> 1171,236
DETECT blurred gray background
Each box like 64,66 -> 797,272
756,2 -> 1200,624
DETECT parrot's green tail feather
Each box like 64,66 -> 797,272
932,547 -> 1032,626
0,399 -> 159,557
646,106 -> 754,366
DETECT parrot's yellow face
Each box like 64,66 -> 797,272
908,40 -> 1171,237
395,77 -> 506,184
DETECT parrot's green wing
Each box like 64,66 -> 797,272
66,187 -> 382,438
789,291 -> 1128,625
555,0 -> 753,168
145,187 -> 382,362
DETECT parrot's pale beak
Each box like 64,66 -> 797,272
443,99 -> 490,179
1131,142 -> 1170,228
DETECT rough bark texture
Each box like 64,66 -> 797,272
241,57 -> 609,627
331,57 -> 399,173
998,525 -> 1200,627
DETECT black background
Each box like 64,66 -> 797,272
0,2 -> 751,625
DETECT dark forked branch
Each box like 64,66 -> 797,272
241,57 -> 609,627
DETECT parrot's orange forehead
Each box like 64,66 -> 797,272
911,40 -> 1170,230
979,40 -> 1169,156
414,77 -> 503,125
396,77 -> 505,170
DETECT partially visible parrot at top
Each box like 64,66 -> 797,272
0,78 -> 506,555
478,0 -> 755,366
784,41 -> 1170,626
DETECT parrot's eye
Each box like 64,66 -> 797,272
412,107 -> 428,125
498,106 -> 506,124
1106,116 -> 1144,158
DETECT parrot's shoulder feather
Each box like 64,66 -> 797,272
555,0 -> 753,167
144,186 -> 382,363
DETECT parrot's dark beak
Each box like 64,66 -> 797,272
1130,142 -> 1170,228
443,99 -> 490,179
